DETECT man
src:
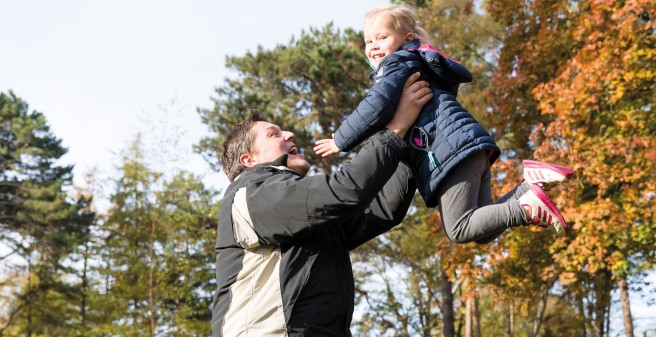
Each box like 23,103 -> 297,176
212,73 -> 432,336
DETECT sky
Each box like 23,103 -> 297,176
1,1 -> 654,334
0,0 -> 387,195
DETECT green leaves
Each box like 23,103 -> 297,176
0,91 -> 86,336
198,24 -> 370,174
97,140 -> 218,336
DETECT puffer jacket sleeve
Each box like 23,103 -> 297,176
228,130 -> 408,247
333,58 -> 416,152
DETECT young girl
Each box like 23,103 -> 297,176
314,4 -> 574,243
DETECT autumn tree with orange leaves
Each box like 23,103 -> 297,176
485,0 -> 655,336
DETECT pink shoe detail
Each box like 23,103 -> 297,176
518,184 -> 569,236
523,160 -> 574,190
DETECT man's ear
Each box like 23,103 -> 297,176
239,153 -> 257,168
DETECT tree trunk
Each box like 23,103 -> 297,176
575,293 -> 587,337
27,261 -> 32,337
465,293 -> 481,337
593,269 -> 612,337
439,263 -> 455,337
506,301 -> 514,337
617,276 -> 634,337
466,296 -> 472,337
530,289 -> 549,337
80,240 -> 90,335
176,297 -> 183,337
148,218 -> 157,337
472,295 -> 481,337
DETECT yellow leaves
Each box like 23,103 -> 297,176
609,251 -> 629,273
559,271 -> 578,285
488,0 -> 655,307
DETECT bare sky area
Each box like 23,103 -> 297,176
0,0 -> 386,193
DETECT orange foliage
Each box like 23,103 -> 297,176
532,0 -> 656,283
483,0 -> 655,313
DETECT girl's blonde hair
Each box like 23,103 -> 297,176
365,3 -> 431,45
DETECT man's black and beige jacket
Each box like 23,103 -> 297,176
212,130 -> 416,337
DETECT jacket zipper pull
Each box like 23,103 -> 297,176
428,151 -> 437,170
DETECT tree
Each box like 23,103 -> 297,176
351,200 -> 446,337
0,91 -> 89,336
197,23 -> 371,174
93,137 -> 219,337
154,172 -> 219,336
410,1 -> 508,335
94,137 -> 162,336
531,1 -> 656,335
486,0 -> 656,335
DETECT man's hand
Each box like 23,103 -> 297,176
314,137 -> 340,157
386,72 -> 432,138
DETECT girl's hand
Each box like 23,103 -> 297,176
313,138 -> 340,157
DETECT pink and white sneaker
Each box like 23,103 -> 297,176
523,160 -> 574,191
518,184 -> 569,236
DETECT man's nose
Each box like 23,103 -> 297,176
283,131 -> 295,142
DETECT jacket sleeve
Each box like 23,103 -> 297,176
340,161 -> 416,251
233,130 -> 408,247
333,59 -> 415,152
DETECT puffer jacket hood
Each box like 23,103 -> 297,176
370,39 -> 472,96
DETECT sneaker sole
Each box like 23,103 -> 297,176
529,184 -> 569,236
522,160 -> 574,180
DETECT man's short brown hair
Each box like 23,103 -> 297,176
220,110 -> 267,181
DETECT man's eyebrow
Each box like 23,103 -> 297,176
266,125 -> 281,133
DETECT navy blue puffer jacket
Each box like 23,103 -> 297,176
334,39 -> 500,207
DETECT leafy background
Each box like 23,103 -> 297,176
1,0 -> 655,336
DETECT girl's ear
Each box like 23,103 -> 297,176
406,32 -> 414,41
239,153 -> 257,168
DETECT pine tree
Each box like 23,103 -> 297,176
155,172 -> 219,336
95,137 -> 161,336
197,23 -> 370,174
94,137 -> 220,336
0,91 -> 88,336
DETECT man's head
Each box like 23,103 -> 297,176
220,110 -> 310,181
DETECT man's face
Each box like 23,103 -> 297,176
244,121 -> 310,176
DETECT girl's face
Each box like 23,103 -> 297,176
364,15 -> 413,69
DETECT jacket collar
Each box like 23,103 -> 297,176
401,38 -> 421,51
234,154 -> 297,181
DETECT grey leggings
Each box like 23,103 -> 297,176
436,150 -> 529,244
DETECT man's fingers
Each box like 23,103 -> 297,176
417,87 -> 433,104
403,72 -> 421,89
404,73 -> 428,94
